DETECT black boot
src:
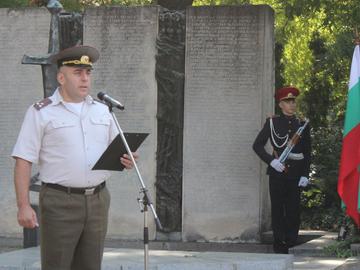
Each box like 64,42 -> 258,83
273,241 -> 289,254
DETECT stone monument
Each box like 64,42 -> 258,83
83,6 -> 160,239
0,4 -> 275,243
182,5 -> 274,242
0,7 -> 50,236
22,0 -> 62,98
155,9 -> 186,234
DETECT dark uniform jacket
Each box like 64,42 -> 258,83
252,113 -> 311,179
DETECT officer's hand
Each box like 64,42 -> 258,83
298,176 -> 309,187
17,204 -> 39,229
120,152 -> 139,170
270,159 -> 285,172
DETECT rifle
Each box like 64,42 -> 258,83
279,119 -> 309,164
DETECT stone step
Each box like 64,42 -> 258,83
289,232 -> 338,257
293,256 -> 346,270
0,235 -> 274,254
350,244 -> 360,256
105,239 -> 273,253
334,257 -> 360,270
262,230 -> 328,245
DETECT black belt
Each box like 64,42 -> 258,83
42,182 -> 106,195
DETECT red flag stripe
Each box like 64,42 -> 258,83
338,124 -> 360,226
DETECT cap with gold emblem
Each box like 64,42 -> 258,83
51,45 -> 100,69
275,86 -> 300,102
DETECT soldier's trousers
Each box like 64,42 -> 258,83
269,175 -> 300,253
39,184 -> 110,270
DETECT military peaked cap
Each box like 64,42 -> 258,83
51,45 -> 99,69
275,86 -> 300,101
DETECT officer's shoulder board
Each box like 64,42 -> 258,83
33,98 -> 52,111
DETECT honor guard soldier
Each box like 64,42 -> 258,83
12,45 -> 138,270
252,86 -> 311,254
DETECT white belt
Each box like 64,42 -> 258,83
287,153 -> 304,160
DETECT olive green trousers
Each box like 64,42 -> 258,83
39,185 -> 110,270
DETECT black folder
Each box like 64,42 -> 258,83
92,133 -> 149,171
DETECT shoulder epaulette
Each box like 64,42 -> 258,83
33,98 -> 52,111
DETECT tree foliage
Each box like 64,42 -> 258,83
0,0 -> 28,7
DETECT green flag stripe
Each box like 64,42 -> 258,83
344,80 -> 360,136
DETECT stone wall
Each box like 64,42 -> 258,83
84,6 -> 159,239
0,5 -> 274,243
0,7 -> 50,236
182,5 -> 274,242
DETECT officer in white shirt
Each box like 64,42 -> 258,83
12,45 -> 137,270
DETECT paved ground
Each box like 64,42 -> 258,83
0,231 -> 358,270
0,237 -> 22,254
0,246 -> 350,270
0,247 -> 295,270
293,256 -> 346,270
289,232 -> 357,270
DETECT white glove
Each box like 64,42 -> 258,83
270,159 -> 285,172
298,176 -> 309,187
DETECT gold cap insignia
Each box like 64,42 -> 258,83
287,93 -> 294,98
62,55 -> 92,66
80,55 -> 90,64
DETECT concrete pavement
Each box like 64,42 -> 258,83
0,247 -> 293,270
0,245 -> 350,270
0,231 -> 357,270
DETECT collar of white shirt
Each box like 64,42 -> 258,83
50,87 -> 95,106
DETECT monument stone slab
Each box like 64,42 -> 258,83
84,6 -> 159,239
183,5 -> 274,242
0,7 -> 50,236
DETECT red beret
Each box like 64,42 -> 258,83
275,86 -> 300,101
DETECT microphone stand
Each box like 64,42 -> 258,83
105,102 -> 162,270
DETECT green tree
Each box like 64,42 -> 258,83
0,0 -> 28,7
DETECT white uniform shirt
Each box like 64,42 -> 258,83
12,88 -> 119,187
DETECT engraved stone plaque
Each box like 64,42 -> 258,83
0,8 -> 50,236
84,6 -> 159,239
183,6 -> 274,242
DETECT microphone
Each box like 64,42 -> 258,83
97,92 -> 124,110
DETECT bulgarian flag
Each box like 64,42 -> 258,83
338,44 -> 360,227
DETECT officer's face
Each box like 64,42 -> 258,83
57,66 -> 92,102
279,99 -> 296,116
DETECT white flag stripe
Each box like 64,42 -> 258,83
349,45 -> 360,89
